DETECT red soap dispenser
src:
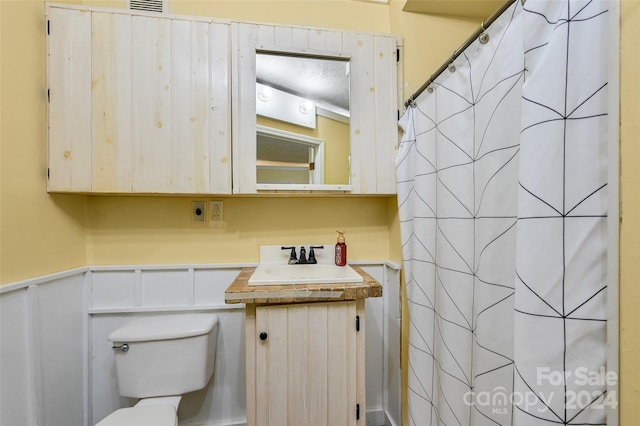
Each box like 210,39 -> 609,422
335,231 -> 347,266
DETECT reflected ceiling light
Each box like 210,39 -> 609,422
257,86 -> 272,102
299,100 -> 313,115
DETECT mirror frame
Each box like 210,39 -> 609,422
233,23 -> 355,193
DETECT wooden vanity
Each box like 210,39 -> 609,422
225,266 -> 382,426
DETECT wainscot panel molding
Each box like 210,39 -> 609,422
0,268 -> 88,426
0,262 -> 401,426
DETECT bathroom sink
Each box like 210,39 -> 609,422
249,263 -> 364,286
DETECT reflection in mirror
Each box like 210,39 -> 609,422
255,52 -> 350,186
257,125 -> 323,184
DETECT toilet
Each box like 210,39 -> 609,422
96,313 -> 219,426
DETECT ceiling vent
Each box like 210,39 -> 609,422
128,0 -> 167,13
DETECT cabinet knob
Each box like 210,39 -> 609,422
259,332 -> 268,341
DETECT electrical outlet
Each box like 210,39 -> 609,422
192,201 -> 206,223
210,201 -> 223,223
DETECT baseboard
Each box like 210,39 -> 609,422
384,408 -> 400,426
185,420 -> 246,426
187,410 -> 396,426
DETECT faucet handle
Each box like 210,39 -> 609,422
308,245 -> 324,264
281,246 -> 297,264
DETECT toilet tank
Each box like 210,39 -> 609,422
108,313 -> 218,399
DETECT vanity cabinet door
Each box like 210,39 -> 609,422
46,5 -> 232,194
249,301 -> 365,426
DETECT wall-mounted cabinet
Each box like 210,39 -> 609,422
46,5 -> 232,194
46,4 -> 401,195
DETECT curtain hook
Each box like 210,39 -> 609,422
426,75 -> 435,93
479,20 -> 490,44
448,50 -> 457,73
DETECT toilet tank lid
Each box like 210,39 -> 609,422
108,313 -> 218,342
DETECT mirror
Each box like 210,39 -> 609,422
255,52 -> 350,187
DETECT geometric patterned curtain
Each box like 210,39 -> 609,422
396,1 -> 610,424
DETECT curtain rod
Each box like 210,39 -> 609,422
403,0 -> 519,108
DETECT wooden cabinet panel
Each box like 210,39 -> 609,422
373,35 -> 401,195
46,5 -> 232,194
250,301 -> 364,426
91,12 -> 133,192
47,7 -> 92,192
130,15 -> 173,192
208,23 -> 232,194
169,19 -> 213,194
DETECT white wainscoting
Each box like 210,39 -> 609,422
0,261 -> 401,426
0,268 -> 88,426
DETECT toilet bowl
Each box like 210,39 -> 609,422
95,402 -> 178,426
95,314 -> 218,426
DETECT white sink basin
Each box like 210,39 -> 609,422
249,263 -> 363,286
249,244 -> 364,286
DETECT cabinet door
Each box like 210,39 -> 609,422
232,22 -> 400,194
254,302 -> 360,426
47,7 -> 92,192
47,5 -> 232,194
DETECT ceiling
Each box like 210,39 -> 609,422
256,53 -> 350,117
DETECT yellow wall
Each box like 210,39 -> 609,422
317,117 -> 350,185
0,0 -> 87,284
86,196 -> 391,265
619,0 -> 640,423
389,1 -> 478,99
169,0 -> 390,32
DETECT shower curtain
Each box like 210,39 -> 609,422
396,0 -> 610,424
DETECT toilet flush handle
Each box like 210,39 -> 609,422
112,343 -> 129,352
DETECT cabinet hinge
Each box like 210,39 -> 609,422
47,20 -> 50,35
356,315 -> 360,332
47,168 -> 50,180
356,403 -> 360,420
47,89 -> 50,103
396,48 -> 400,62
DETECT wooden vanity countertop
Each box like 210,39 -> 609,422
224,265 -> 382,305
